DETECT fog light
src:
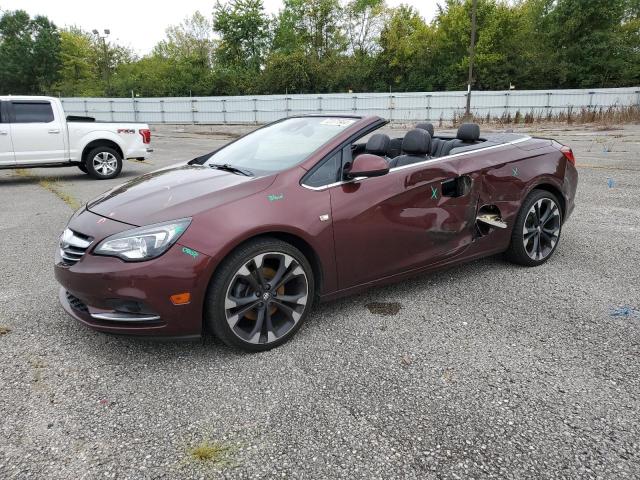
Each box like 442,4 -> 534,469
170,293 -> 191,305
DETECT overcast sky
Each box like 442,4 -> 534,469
1,0 -> 440,55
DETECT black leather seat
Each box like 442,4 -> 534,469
387,137 -> 403,158
389,129 -> 431,168
415,122 -> 434,136
435,123 -> 481,157
415,122 -> 441,156
365,133 -> 391,159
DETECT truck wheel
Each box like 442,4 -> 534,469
78,164 -> 88,173
85,146 -> 122,180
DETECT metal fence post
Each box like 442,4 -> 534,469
318,96 -> 322,112
84,99 -> 88,117
426,94 -> 432,121
191,98 -> 196,124
109,100 -> 114,122
253,98 -> 258,124
388,94 -> 394,121
222,99 -> 227,124
352,96 -> 358,114
588,92 -> 595,109
160,100 -> 165,123
285,97 -> 290,117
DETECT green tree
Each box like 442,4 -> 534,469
0,10 -> 61,94
53,28 -> 102,96
344,0 -> 387,55
378,5 -> 434,90
272,0 -> 346,59
213,0 -> 270,72
546,0 -> 633,87
154,11 -> 216,68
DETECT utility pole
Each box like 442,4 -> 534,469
92,29 -> 111,94
465,0 -> 478,119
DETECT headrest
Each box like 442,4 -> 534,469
415,122 -> 434,136
457,123 -> 480,142
365,133 -> 390,156
402,129 -> 431,155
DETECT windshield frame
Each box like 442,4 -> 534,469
193,115 -> 366,176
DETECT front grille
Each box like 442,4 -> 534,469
59,228 -> 93,266
66,291 -> 89,314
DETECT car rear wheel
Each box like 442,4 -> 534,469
77,163 -> 88,173
85,146 -> 122,180
505,189 -> 562,266
205,238 -> 315,352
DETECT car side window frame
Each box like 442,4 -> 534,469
300,119 -> 388,189
302,150 -> 343,188
8,100 -> 55,124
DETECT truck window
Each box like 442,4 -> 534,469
11,102 -> 55,123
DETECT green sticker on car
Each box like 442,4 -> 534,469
182,247 -> 199,258
268,193 -> 284,202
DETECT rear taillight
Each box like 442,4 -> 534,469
560,145 -> 575,165
139,128 -> 151,144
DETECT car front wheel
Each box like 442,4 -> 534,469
205,238 -> 315,352
505,189 -> 563,266
85,146 -> 123,180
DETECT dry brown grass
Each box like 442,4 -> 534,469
448,104 -> 640,128
14,170 -> 81,210
187,441 -> 233,465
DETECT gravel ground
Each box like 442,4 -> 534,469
0,121 -> 639,479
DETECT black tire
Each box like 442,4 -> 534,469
77,164 -> 88,173
84,146 -> 123,180
205,238 -> 315,352
505,189 -> 563,266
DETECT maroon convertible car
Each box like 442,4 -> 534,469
55,116 -> 578,351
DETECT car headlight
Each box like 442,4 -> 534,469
94,218 -> 191,261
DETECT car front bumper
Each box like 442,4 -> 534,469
54,210 -> 213,337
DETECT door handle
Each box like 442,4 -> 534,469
0,130 -> 7,136
48,129 -> 60,134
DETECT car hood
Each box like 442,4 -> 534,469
87,164 -> 277,226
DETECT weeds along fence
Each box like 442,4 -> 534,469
60,87 -> 640,125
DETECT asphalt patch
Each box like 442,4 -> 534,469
366,302 -> 402,316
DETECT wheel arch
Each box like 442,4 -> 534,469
530,182 -> 566,220
82,139 -> 124,164
209,231 -> 325,297
201,230 -> 325,336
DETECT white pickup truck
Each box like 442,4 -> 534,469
0,96 -> 152,179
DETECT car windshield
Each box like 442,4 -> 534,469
204,117 -> 357,173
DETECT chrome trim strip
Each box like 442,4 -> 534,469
301,135 -> 532,191
90,312 -> 161,322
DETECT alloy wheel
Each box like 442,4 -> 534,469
522,197 -> 561,260
224,252 -> 308,344
92,152 -> 118,176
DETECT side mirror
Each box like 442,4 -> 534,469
347,154 -> 389,179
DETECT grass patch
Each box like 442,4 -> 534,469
14,170 -> 81,210
0,325 -> 11,335
187,441 -> 233,465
